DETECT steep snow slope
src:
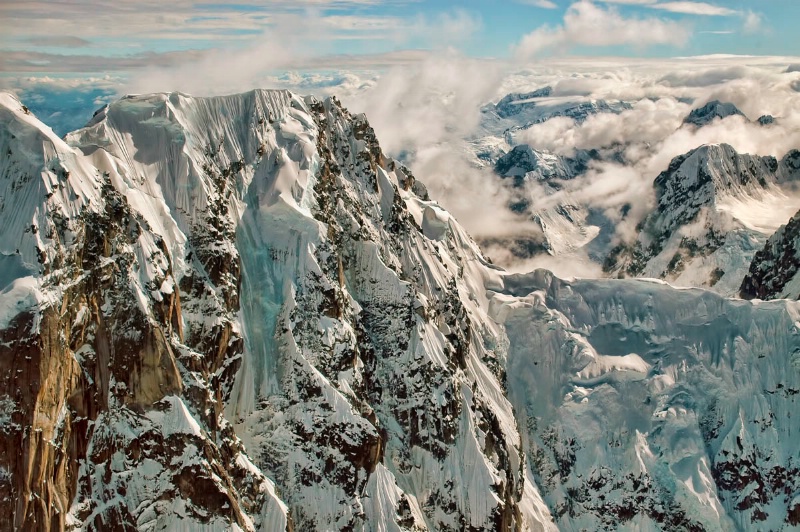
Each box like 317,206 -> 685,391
741,208 -> 800,300
606,144 -> 800,296
493,270 -> 800,531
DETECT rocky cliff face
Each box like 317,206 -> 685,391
741,208 -> 800,300
0,90 -> 290,531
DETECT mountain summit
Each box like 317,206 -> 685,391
683,100 -> 747,127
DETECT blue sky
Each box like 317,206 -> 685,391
1,0 -> 798,76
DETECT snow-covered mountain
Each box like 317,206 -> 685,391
472,93 -> 633,165
500,100 -> 633,147
492,87 -> 553,119
2,89 -> 800,532
683,101 -> 747,128
483,146 -> 601,259
483,139 -> 800,295
0,90 -> 554,531
494,145 -> 597,187
606,143 -> 800,296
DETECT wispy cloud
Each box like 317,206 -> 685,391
342,51 -> 542,240
0,49 -> 207,73
23,36 -> 92,48
0,1 -> 479,78
0,0 -> 415,48
518,0 -> 559,8
650,2 -> 738,16
410,10 -> 483,48
603,0 -> 743,17
600,0 -> 659,4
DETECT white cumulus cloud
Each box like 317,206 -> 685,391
514,1 -> 690,60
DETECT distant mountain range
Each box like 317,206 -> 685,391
471,90 -> 800,298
